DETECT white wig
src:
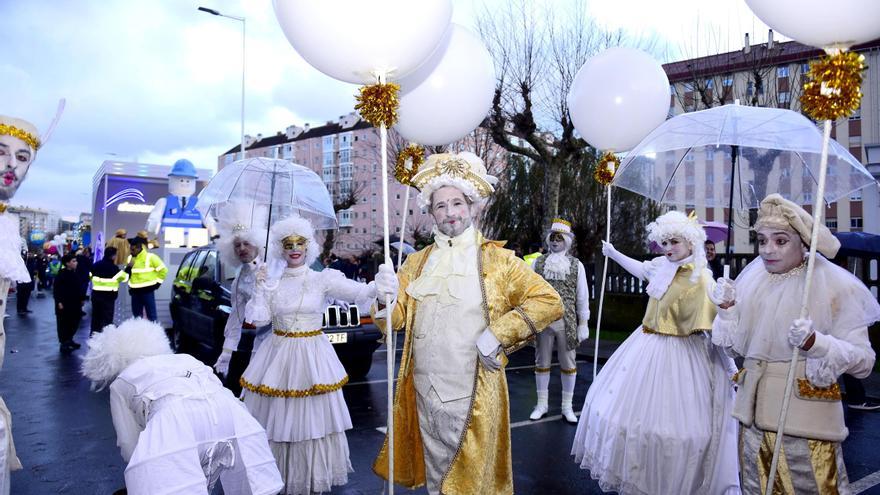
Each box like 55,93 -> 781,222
544,231 -> 574,253
81,318 -> 173,391
216,202 -> 268,268
268,214 -> 319,268
647,211 -> 707,281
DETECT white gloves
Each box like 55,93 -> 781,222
255,264 -> 269,285
709,277 -> 736,307
577,324 -> 590,343
476,328 -> 503,372
601,241 -> 617,258
374,263 -> 399,302
213,349 -> 232,377
788,318 -> 814,349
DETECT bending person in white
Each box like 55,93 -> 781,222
528,218 -> 589,423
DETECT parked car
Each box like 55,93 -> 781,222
169,246 -> 382,390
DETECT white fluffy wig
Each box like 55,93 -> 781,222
646,210 -> 708,281
81,318 -> 173,391
544,230 -> 574,253
268,214 -> 319,268
216,202 -> 268,268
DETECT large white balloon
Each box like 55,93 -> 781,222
394,24 -> 495,146
273,0 -> 453,85
568,47 -> 669,152
745,0 -> 880,49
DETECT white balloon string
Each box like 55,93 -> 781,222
593,185 -> 611,379
39,98 -> 66,146
765,119 -> 832,493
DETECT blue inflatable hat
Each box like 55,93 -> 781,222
169,159 -> 198,178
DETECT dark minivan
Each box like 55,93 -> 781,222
169,246 -> 381,389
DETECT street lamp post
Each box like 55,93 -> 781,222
198,6 -> 247,161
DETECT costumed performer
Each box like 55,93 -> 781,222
81,318 -> 283,495
571,211 -> 740,495
370,152 -> 564,495
212,202 -> 274,395
240,214 -> 394,494
711,194 -> 880,494
528,218 -> 590,423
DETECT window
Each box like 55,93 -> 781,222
340,164 -> 352,180
322,135 -> 334,151
746,81 -> 755,97
706,171 -> 714,183
850,190 -> 862,201
781,167 -> 791,178
850,135 -> 862,147
851,216 -> 863,231
705,78 -> 714,89
339,132 -> 352,150
850,106 -> 861,120
778,91 -> 791,105
803,192 -> 813,203
323,166 -> 334,182
323,152 -> 334,166
339,149 -> 351,163
705,147 -> 715,161
722,75 -> 733,87
826,218 -> 838,230
800,62 -> 810,74
685,152 -> 695,162
283,144 -> 293,159
340,180 -> 352,196
776,66 -> 790,78
683,82 -> 694,92
338,209 -> 352,227
224,154 -> 233,165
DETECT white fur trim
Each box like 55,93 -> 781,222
81,318 -> 173,391
646,211 -> 707,282
268,214 -> 319,268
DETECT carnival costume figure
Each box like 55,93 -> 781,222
0,111 -> 62,492
711,194 -> 880,494
571,211 -> 740,495
212,202 -> 274,395
528,218 -> 590,423
371,152 -> 564,495
81,318 -> 283,495
240,215 -> 390,494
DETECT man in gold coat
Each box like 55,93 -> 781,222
371,152 -> 563,495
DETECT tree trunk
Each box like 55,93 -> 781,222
543,158 -> 563,227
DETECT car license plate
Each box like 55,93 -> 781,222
326,333 -> 348,344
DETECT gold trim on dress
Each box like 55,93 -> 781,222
641,326 -> 706,337
239,375 -> 349,398
273,329 -> 323,338
732,368 -> 745,383
796,379 -> 842,401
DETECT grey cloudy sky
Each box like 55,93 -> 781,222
0,0 -> 774,218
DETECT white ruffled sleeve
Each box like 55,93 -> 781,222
711,305 -> 742,358
109,379 -> 143,463
804,326 -> 876,387
322,268 -> 377,302
244,279 -> 272,327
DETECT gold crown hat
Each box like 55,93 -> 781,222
550,218 -> 572,235
754,193 -> 840,258
412,152 -> 498,207
0,116 -> 41,151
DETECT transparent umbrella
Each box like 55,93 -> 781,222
613,103 -> 875,253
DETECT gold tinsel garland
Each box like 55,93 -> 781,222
801,51 -> 865,121
394,144 -> 424,186
594,151 -> 619,186
239,375 -> 350,398
354,82 -> 401,128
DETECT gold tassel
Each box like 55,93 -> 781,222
394,144 -> 424,186
594,151 -> 619,186
355,82 -> 401,128
801,51 -> 865,121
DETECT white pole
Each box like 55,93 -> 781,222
592,185 -> 611,379
765,119 -> 832,492
397,187 -> 411,269
240,18 -> 246,161
376,71 -> 395,495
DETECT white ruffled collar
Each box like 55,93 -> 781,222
542,251 -> 571,280
645,255 -> 694,300
406,226 -> 479,302
282,264 -> 309,278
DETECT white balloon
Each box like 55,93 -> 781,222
394,24 -> 496,146
273,0 -> 453,85
745,0 -> 880,49
568,47 -> 669,152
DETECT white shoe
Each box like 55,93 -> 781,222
561,392 -> 578,424
530,391 -> 549,420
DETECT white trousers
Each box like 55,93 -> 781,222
415,385 -> 470,495
534,322 -> 577,373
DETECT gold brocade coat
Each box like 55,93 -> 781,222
372,233 -> 563,494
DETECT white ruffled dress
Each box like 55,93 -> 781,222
0,212 -> 29,283
110,353 -> 283,495
571,256 -> 740,495
241,265 -> 375,495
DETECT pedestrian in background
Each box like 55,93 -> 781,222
54,253 -> 84,352
46,255 -> 61,289
125,236 -> 166,322
36,254 -> 48,292
75,246 -> 93,296
706,239 -> 724,280
15,253 -> 38,315
89,246 -> 128,335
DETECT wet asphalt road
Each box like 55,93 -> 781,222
3,292 -> 880,494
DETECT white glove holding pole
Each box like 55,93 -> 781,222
577,324 -> 590,343
709,277 -> 736,307
374,263 -> 399,303
213,349 -> 232,377
788,318 -> 815,349
600,240 -> 617,258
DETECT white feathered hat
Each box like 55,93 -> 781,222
412,151 -> 498,208
81,318 -> 173,391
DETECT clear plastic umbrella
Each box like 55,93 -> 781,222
197,157 -> 337,230
613,103 -> 875,254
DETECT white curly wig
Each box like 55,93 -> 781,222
81,318 -> 173,391
647,210 -> 708,281
216,202 -> 268,268
268,214 -> 319,268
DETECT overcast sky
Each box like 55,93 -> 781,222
1,0 -> 775,219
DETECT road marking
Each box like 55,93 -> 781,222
375,411 -> 582,434
853,469 -> 880,494
347,360 -> 589,386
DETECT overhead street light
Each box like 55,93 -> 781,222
198,6 -> 247,161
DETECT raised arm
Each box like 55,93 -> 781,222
602,241 -> 646,280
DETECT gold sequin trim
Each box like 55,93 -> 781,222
239,375 -> 349,398
273,329 -> 323,338
534,367 -> 551,374
641,326 -> 705,337
561,367 -> 578,375
732,368 -> 745,383
797,379 -> 842,401
0,123 -> 40,150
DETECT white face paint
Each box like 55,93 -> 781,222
0,134 -> 34,200
233,238 -> 258,264
430,186 -> 473,237
548,232 -> 567,253
757,226 -> 805,274
660,236 -> 692,262
168,176 -> 196,197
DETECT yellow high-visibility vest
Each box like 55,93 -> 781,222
128,250 -> 168,289
90,269 -> 130,292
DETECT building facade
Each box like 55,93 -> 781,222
662,38 -> 880,253
8,205 -> 59,241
